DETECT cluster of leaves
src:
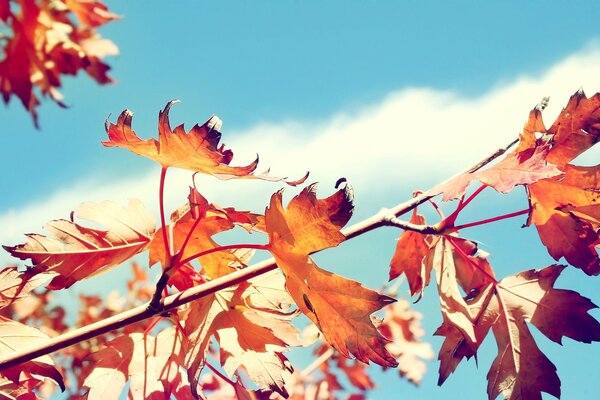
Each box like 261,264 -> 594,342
0,0 -> 118,126
0,90 -> 598,400
391,89 -> 600,399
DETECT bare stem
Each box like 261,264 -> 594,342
379,210 -> 441,234
0,137 -> 519,371
206,361 -> 237,387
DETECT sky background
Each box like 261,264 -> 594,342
1,1 -> 600,399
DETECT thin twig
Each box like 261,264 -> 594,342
0,137 -> 519,371
301,347 -> 335,378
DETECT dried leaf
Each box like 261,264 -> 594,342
104,101 -> 308,185
389,212 -> 431,296
380,299 -> 434,385
434,265 -> 600,399
429,145 -> 561,201
4,200 -> 155,289
148,200 -> 263,280
528,164 -> 600,275
82,327 -> 192,399
0,0 -> 117,126
184,274 -> 298,398
265,184 -> 398,368
0,316 -> 65,392
0,267 -> 55,309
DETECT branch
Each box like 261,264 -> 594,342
0,137 -> 518,371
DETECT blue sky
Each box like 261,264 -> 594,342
1,1 -> 600,399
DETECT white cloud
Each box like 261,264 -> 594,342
2,44 -> 600,246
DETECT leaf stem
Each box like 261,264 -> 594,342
174,243 -> 270,269
453,209 -> 529,231
206,361 -> 237,387
159,167 -> 171,261
446,237 -> 498,284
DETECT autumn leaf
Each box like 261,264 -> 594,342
0,0 -> 118,126
428,145 -> 562,201
424,236 -> 485,347
4,199 -> 155,289
64,0 -> 120,28
104,101 -> 309,185
435,284 -> 496,386
82,326 -> 193,399
379,299 -> 434,385
528,164 -> 600,275
435,265 -> 600,400
335,357 -> 376,391
512,91 -> 600,275
148,194 -> 264,280
389,211 -> 432,297
536,89 -> 600,166
183,272 -> 299,398
265,184 -> 398,368
0,267 -> 56,309
0,316 -> 65,392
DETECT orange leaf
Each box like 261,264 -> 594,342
64,0 -> 120,27
183,273 -> 299,397
83,327 -> 193,399
511,90 -> 600,274
379,299 -> 434,385
4,199 -> 155,289
545,90 -> 600,165
0,267 -> 56,309
0,316 -> 65,392
435,265 -> 600,399
389,212 -> 432,297
528,164 -> 600,275
148,200 -> 263,280
104,101 -> 309,185
265,184 -> 397,367
0,0 -> 117,126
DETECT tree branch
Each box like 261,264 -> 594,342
0,137 -> 518,371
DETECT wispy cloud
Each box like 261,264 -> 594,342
2,44 -> 600,247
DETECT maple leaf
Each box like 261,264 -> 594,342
0,316 -> 65,392
0,267 -> 56,309
388,212 -> 432,297
0,0 -> 118,126
423,236 -> 492,349
0,376 -> 46,400
82,326 -> 193,399
435,265 -> 600,400
265,184 -> 398,368
428,145 -> 562,201
379,299 -> 434,385
530,89 -> 600,166
148,195 -> 264,280
514,90 -> 600,275
528,164 -> 600,275
4,199 -> 155,289
104,101 -> 309,185
183,272 -> 299,397
335,357 -> 375,391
